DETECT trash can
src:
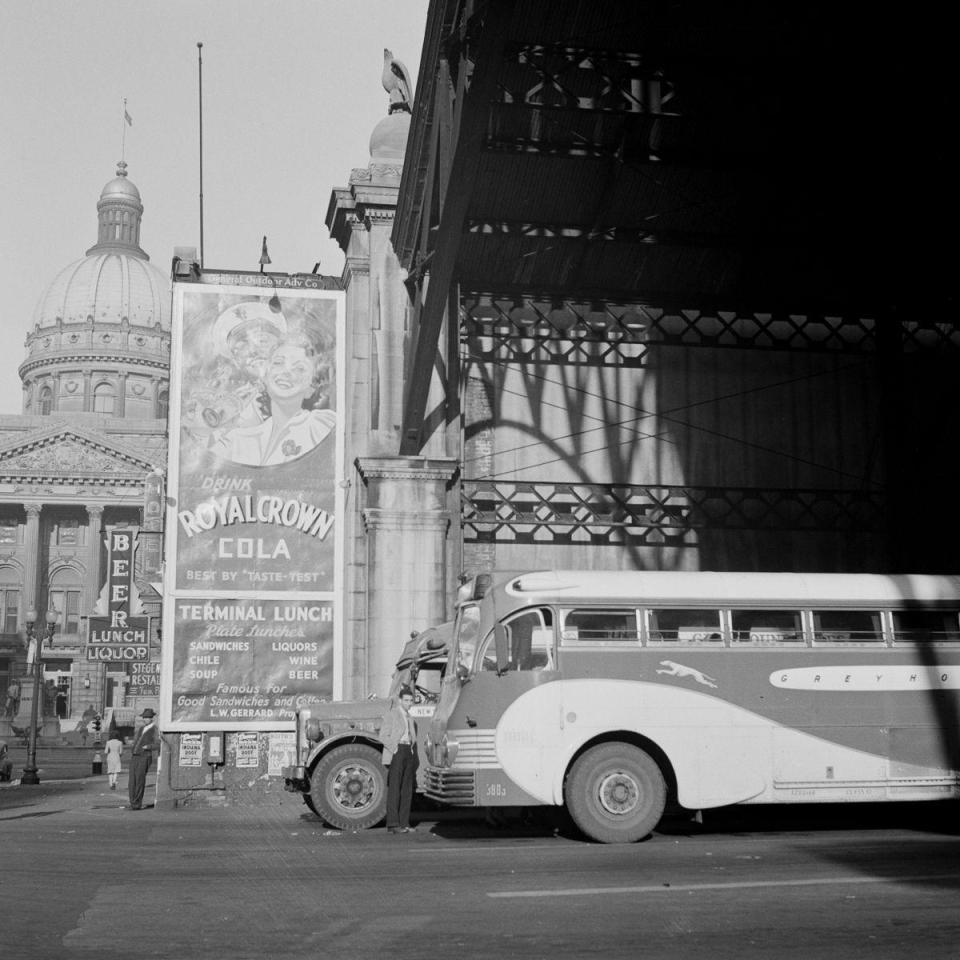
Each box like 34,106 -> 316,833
92,752 -> 103,775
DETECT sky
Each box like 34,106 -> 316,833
0,0 -> 430,415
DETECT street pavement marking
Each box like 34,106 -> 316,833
488,873 -> 960,898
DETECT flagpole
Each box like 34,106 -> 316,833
198,42 -> 205,268
121,98 -> 127,161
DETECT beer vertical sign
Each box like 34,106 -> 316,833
86,530 -> 150,663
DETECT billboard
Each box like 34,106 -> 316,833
162,279 -> 344,730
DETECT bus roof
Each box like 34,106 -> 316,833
501,571 -> 960,607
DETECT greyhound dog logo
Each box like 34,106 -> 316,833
656,660 -> 718,689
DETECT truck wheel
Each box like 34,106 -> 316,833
566,743 -> 666,843
310,744 -> 387,830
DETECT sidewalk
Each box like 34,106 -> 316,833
0,766 -> 152,815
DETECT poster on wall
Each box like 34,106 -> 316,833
162,279 -> 345,731
169,597 -> 333,724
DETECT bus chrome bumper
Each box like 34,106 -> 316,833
423,765 -> 476,805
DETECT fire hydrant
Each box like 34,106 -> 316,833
92,752 -> 103,776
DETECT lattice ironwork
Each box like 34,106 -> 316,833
461,296 -> 885,367
499,43 -> 680,116
462,480 -> 885,546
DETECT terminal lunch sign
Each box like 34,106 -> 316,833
87,529 -> 149,662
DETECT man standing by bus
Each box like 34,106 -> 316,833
127,708 -> 158,811
381,687 -> 418,833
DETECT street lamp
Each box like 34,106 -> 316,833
21,607 -> 60,786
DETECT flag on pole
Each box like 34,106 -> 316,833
124,107 -> 133,126
259,236 -> 272,267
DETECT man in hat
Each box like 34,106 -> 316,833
128,708 -> 159,810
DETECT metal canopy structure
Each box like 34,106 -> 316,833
393,0 -> 953,456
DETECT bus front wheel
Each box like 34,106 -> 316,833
309,743 -> 387,831
566,743 -> 666,843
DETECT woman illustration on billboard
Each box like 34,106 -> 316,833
214,328 -> 335,467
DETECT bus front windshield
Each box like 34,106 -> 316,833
453,604 -> 482,676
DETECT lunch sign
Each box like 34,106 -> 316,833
161,279 -> 345,731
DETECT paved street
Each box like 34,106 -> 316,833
3,768 -> 959,960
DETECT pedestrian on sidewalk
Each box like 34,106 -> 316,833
127,708 -> 158,810
0,740 -> 11,782
105,730 -> 123,791
381,686 -> 418,834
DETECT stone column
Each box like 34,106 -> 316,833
23,505 -> 42,614
357,456 -> 458,698
85,506 -> 104,614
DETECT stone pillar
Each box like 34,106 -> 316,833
85,506 -> 104,614
357,456 -> 458,698
23,505 -> 42,614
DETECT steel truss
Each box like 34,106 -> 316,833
462,480 -> 884,546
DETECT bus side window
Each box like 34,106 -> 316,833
648,608 -> 722,643
812,610 -> 884,644
730,609 -> 804,644
562,609 -> 639,644
892,610 -> 960,644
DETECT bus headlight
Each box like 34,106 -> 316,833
443,735 -> 459,766
304,718 -> 322,742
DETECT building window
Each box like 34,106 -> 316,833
93,383 -> 115,414
158,390 -> 169,420
56,519 -> 84,546
0,518 -> 19,545
48,589 -> 81,636
1,588 -> 20,634
39,386 -> 53,415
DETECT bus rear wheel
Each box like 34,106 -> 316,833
566,743 -> 666,843
309,744 -> 387,831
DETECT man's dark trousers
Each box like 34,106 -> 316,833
128,751 -> 152,809
386,743 -> 418,828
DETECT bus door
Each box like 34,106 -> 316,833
472,607 -> 556,724
461,607 -> 558,805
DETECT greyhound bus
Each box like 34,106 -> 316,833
422,570 -> 960,842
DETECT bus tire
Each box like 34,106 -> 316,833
566,743 -> 666,843
309,743 -> 387,831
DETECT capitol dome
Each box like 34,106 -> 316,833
34,252 -> 170,330
20,161 -> 171,418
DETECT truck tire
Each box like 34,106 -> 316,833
566,743 -> 666,843
309,743 -> 387,830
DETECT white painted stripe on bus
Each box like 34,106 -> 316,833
487,873 -> 960,898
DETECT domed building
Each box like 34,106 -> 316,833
0,162 -> 169,743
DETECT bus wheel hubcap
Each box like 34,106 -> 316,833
598,772 -> 639,815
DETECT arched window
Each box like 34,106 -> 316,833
39,386 -> 53,415
157,390 -> 169,420
49,568 -> 82,637
0,566 -> 20,636
93,383 -> 115,414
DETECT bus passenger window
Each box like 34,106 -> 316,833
730,610 -> 803,644
892,610 -> 960,644
562,609 -> 639,644
647,608 -> 722,643
812,610 -> 883,644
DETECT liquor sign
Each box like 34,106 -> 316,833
162,279 -> 345,731
87,528 -> 150,661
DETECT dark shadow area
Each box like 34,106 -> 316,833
655,800 -> 960,840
